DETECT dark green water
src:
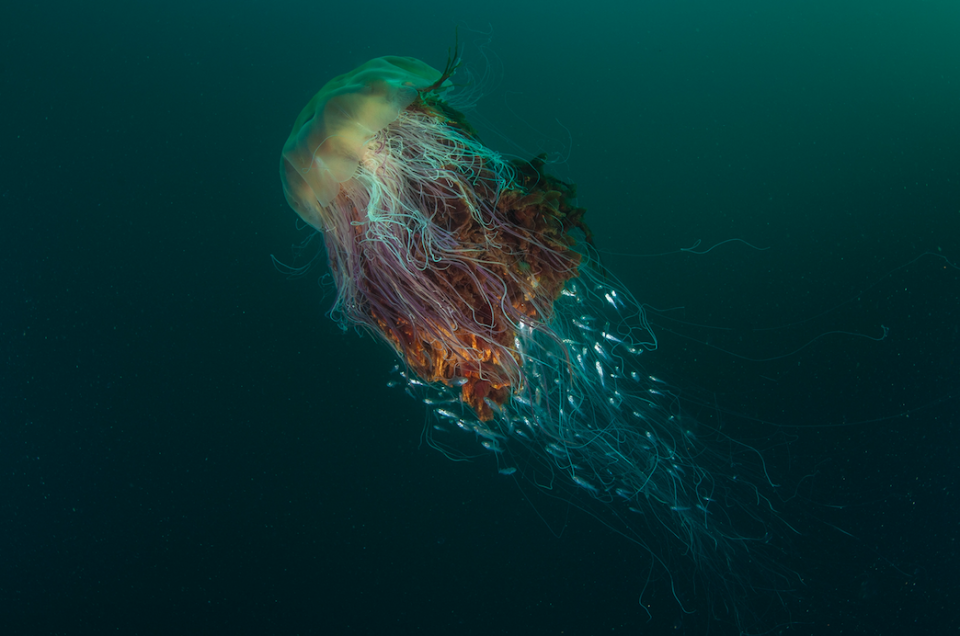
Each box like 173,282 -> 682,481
2,1 -> 958,634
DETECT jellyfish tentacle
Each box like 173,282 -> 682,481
420,29 -> 461,96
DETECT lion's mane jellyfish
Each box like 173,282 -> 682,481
280,52 -> 791,627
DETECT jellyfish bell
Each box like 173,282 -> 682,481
280,56 -> 454,232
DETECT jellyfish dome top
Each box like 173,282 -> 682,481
281,52 -> 792,628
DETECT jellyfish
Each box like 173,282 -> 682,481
280,51 -> 793,629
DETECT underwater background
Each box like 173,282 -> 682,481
1,0 -> 958,634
